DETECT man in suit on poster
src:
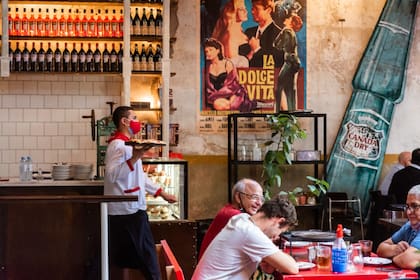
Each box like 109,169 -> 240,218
239,0 -> 283,68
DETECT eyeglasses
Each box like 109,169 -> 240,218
239,192 -> 265,203
404,203 -> 420,212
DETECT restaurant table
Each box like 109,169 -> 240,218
282,265 -> 418,280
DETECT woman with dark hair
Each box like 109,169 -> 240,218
203,38 -> 255,111
273,13 -> 303,111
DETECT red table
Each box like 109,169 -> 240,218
282,265 -> 417,279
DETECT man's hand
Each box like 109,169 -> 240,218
160,191 -> 177,203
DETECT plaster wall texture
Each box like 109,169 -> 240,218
170,0 -> 420,156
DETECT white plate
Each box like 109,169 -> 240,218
297,262 -> 315,270
285,241 -> 312,248
363,257 -> 392,266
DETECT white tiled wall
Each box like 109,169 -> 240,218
0,73 -> 122,178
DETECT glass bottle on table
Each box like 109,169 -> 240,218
332,224 -> 347,273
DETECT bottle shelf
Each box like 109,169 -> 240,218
8,35 -> 123,41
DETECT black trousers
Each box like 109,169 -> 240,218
109,210 -> 160,280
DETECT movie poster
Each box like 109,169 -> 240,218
199,0 -> 307,133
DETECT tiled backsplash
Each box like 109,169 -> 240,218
0,73 -> 122,178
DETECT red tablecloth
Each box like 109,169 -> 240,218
282,265 -> 417,280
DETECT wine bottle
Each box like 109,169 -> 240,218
154,44 -> 162,71
130,8 -> 134,36
30,42 -> 38,72
104,9 -> 111,37
118,43 -> 123,73
22,42 -> 30,72
93,43 -> 101,72
102,43 -> 110,72
133,8 -> 141,35
139,44 -> 147,71
46,42 -> 53,72
59,9 -> 67,36
97,9 -> 104,37
111,9 -> 118,38
51,8 -> 59,36
148,8 -> 155,36
54,42 -> 62,72
44,8 -> 51,37
81,9 -> 89,37
74,9 -> 81,37
14,42 -> 22,72
140,8 -> 148,36
86,43 -> 94,72
14,8 -> 21,36
118,9 -> 124,37
38,42 -> 45,72
21,8 -> 29,36
146,44 -> 154,71
36,8 -> 44,37
155,9 -> 162,36
28,8 -> 36,37
67,9 -> 75,37
132,43 -> 140,71
88,9 -> 96,37
110,43 -> 118,72
9,42 -> 14,72
79,43 -> 86,72
8,8 -> 14,36
71,43 -> 78,72
63,42 -> 70,72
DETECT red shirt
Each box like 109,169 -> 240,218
198,204 -> 241,260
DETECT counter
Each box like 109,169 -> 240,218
0,179 -> 134,280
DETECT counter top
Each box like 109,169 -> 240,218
0,178 -> 104,187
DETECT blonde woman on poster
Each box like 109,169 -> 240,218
212,0 -> 250,68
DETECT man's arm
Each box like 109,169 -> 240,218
393,246 -> 420,269
377,238 -> 410,258
262,250 -> 298,275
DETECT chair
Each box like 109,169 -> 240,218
321,192 -> 364,239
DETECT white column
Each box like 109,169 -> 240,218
101,203 -> 109,280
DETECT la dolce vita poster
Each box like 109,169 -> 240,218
199,0 -> 307,133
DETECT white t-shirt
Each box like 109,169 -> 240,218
192,213 -> 279,280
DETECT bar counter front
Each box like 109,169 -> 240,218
0,179 -> 136,280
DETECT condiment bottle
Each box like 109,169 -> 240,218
332,224 -> 347,273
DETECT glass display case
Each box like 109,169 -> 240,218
143,158 -> 188,220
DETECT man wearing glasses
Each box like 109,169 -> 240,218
198,178 -> 264,260
377,185 -> 420,269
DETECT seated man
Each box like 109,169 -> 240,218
198,178 -> 264,260
377,185 -> 420,269
192,196 -> 299,279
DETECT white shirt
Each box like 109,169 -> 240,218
103,137 -> 160,215
192,213 -> 279,280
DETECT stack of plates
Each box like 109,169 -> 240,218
72,164 -> 93,180
52,164 -> 72,180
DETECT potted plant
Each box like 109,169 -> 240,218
278,176 -> 330,205
262,113 -> 307,199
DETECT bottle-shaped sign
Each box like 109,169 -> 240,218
326,0 -> 418,215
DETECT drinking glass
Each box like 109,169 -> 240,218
359,240 -> 373,257
316,245 -> 331,271
348,244 -> 364,272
